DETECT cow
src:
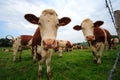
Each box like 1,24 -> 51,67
2,48 -> 13,52
73,18 -> 111,64
6,35 -> 33,62
80,45 -> 88,49
55,40 -> 73,57
24,9 -> 71,80
72,43 -> 79,49
110,37 -> 119,49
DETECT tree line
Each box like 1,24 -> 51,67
0,38 -> 12,47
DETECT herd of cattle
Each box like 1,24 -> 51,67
2,9 -> 120,80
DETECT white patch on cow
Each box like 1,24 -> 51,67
57,40 -> 68,57
39,9 -> 59,45
81,19 -> 94,40
37,45 -> 42,54
113,37 -> 119,43
111,37 -> 119,50
13,37 -> 22,62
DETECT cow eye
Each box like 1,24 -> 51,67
56,23 -> 59,27
38,22 -> 41,25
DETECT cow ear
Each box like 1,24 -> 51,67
94,21 -> 104,28
24,14 -> 39,24
73,25 -> 81,31
59,17 -> 71,26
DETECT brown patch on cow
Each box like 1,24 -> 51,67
73,25 -> 81,31
20,35 -> 33,45
66,41 -> 73,48
90,28 -> 111,48
93,28 -> 105,43
59,17 -> 71,26
94,21 -> 104,28
24,14 -> 39,24
31,27 -> 42,56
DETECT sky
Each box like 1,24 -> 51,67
0,0 -> 120,43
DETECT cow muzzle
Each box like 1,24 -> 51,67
86,35 -> 95,41
43,39 -> 57,50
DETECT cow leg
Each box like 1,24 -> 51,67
92,51 -> 97,64
18,47 -> 22,61
38,57 -> 44,80
46,50 -> 52,80
38,48 -> 46,80
18,50 -> 22,61
46,57 -> 52,80
58,47 -> 63,57
33,46 -> 37,62
13,50 -> 17,62
104,42 -> 108,51
96,42 -> 104,64
90,45 -> 97,64
33,51 -> 37,62
13,44 -> 19,62
103,42 -> 108,56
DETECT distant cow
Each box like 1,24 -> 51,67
55,40 -> 73,57
24,9 -> 71,80
72,44 -> 80,49
80,45 -> 88,49
110,37 -> 119,49
73,18 -> 111,64
6,35 -> 33,62
2,48 -> 13,52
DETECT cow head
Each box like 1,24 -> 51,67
24,9 -> 71,50
73,18 -> 103,41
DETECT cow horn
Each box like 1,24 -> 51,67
5,35 -> 14,41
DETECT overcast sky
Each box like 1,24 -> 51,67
0,0 -> 120,43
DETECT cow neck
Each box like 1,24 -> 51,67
99,27 -> 107,44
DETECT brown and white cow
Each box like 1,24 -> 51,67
110,37 -> 119,49
6,35 -> 33,62
24,9 -> 71,80
55,40 -> 73,57
73,18 -> 111,64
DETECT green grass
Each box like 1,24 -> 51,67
0,45 -> 120,80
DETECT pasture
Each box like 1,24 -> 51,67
0,45 -> 120,80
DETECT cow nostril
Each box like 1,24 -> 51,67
86,36 -> 89,39
92,36 -> 95,39
86,35 -> 95,41
86,36 -> 90,40
52,40 -> 55,44
43,40 -> 46,45
43,39 -> 56,49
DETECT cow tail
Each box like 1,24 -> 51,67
5,35 -> 15,44
31,46 -> 34,57
109,38 -> 112,49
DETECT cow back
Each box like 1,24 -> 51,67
91,27 -> 111,47
21,35 -> 33,45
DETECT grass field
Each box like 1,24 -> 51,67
0,45 -> 120,80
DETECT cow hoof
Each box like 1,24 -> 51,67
93,60 -> 97,64
38,71 -> 42,80
58,56 -> 62,58
33,60 -> 37,63
47,72 -> 52,80
13,59 -> 16,62
97,62 -> 101,65
13,60 -> 16,62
